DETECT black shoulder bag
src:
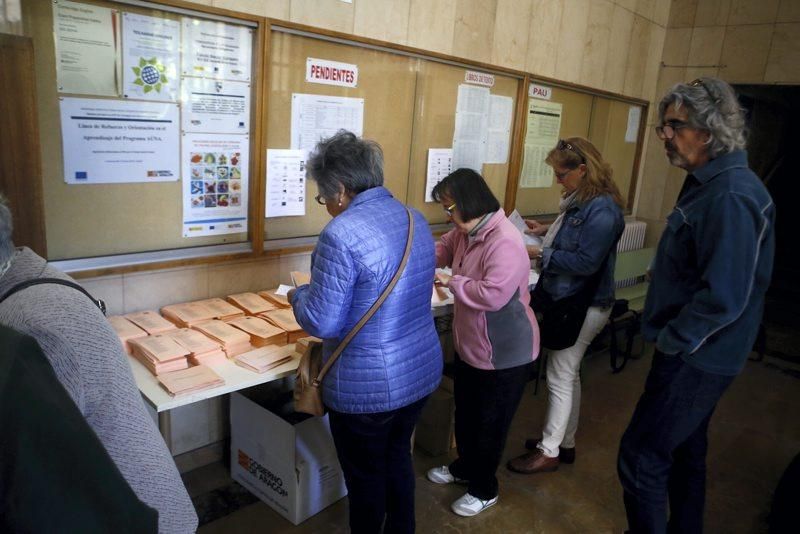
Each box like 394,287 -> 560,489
531,258 -> 608,351
0,278 -> 107,315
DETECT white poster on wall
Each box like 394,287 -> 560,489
53,0 -> 119,96
181,18 -> 252,81
425,149 -> 452,202
265,149 -> 306,218
182,133 -> 249,237
520,100 -> 562,188
59,97 -> 179,184
290,94 -> 364,155
181,78 -> 250,133
122,12 -> 179,101
625,105 -> 642,143
485,95 -> 513,164
452,84 -> 490,172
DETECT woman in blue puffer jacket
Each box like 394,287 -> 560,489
289,130 -> 442,534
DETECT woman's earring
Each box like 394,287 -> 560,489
338,195 -> 343,207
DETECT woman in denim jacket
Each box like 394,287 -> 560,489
507,137 -> 624,475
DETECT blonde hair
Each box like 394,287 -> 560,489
545,137 -> 623,207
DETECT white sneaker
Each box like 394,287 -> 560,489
426,465 -> 466,484
450,492 -> 498,517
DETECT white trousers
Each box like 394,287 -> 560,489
538,305 -> 612,458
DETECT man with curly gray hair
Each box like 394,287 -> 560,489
618,78 -> 775,533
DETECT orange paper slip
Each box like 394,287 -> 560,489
226,316 -> 288,346
234,346 -> 293,373
125,310 -> 177,334
157,365 -> 225,397
226,292 -> 276,315
257,289 -> 291,309
161,301 -> 217,327
107,315 -> 147,354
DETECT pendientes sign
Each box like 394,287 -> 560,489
305,57 -> 358,88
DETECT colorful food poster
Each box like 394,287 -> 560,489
122,12 -> 179,102
520,100 -> 562,188
181,18 -> 252,82
290,94 -> 364,156
425,149 -> 452,203
53,0 -> 119,96
60,97 -> 179,184
182,133 -> 249,237
265,149 -> 306,218
181,78 -> 250,133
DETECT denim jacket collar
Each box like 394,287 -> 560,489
691,150 -> 749,184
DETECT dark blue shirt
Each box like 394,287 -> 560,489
540,194 -> 625,307
642,150 -> 775,375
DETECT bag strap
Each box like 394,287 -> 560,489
0,278 -> 107,316
312,208 -> 415,387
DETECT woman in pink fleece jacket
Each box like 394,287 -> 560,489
425,168 -> 540,518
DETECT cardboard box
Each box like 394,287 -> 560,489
230,391 -> 347,524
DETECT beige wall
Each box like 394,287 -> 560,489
636,0 -> 800,246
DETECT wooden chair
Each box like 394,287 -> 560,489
607,247 -> 655,373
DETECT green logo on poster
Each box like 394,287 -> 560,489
132,57 -> 167,93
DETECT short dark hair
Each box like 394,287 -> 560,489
306,130 -> 384,200
431,168 -> 500,221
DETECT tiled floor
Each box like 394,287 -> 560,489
188,342 -> 800,533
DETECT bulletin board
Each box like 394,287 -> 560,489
263,29 -> 418,241
514,82 -> 646,217
21,0 -> 261,260
262,24 -> 524,240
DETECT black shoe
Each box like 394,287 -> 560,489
523,437 -> 576,464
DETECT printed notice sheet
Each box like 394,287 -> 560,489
520,100 -> 562,188
182,133 -> 249,237
122,13 -> 179,102
485,95 -> 513,164
182,18 -> 252,81
425,149 -> 453,202
181,78 -> 250,133
290,94 -> 364,155
452,84 -> 490,172
625,105 -> 642,143
265,149 -> 306,218
60,97 -> 179,184
54,1 -> 119,96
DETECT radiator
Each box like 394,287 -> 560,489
616,219 -> 647,289
617,219 -> 647,252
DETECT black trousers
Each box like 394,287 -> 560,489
449,356 -> 530,500
617,351 -> 734,534
328,396 -> 428,534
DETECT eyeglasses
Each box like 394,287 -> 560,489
315,194 -> 327,205
556,139 -> 585,163
443,203 -> 456,216
655,120 -> 690,140
554,168 -> 573,180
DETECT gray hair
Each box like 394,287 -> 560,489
658,77 -> 747,158
306,130 -> 384,200
0,193 -> 14,264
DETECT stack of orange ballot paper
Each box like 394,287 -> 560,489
258,288 -> 291,309
107,315 -> 148,354
160,301 -> 216,328
166,328 -> 227,366
260,308 -> 307,344
157,365 -> 225,397
191,320 -> 252,357
226,292 -> 276,315
234,345 -> 293,374
226,316 -> 288,347
129,334 -> 190,375
125,310 -> 177,335
199,298 -> 246,321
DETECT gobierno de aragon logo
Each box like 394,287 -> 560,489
238,450 -> 288,497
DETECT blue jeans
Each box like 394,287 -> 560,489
328,396 -> 428,534
618,351 -> 734,534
